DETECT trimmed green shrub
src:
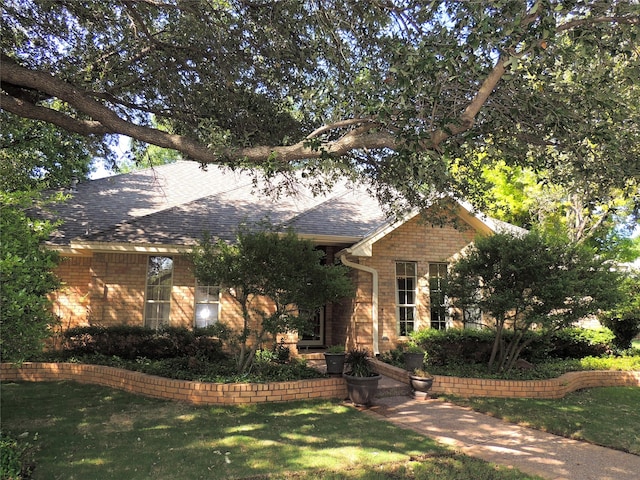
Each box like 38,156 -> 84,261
405,327 -> 615,367
548,327 -> 614,358
57,326 -> 225,361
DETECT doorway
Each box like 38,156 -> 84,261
298,307 -> 325,347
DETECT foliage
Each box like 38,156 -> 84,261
0,110 -> 109,193
447,231 -> 622,372
190,225 -> 353,373
383,327 -> 617,375
1,102 -> 103,365
480,161 -> 640,255
57,325 -> 226,362
600,271 -> 640,349
344,348 -> 376,377
325,344 -> 345,354
2,2 -> 638,216
0,192 -> 61,363
0,429 -> 34,480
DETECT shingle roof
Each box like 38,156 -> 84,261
43,161 -> 388,248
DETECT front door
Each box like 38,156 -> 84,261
298,308 -> 325,347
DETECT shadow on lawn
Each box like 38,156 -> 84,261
1,381 -> 445,479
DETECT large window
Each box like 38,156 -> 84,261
429,263 -> 448,330
396,261 -> 417,336
195,284 -> 220,328
144,256 -> 173,329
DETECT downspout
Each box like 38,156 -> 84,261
340,253 -> 379,355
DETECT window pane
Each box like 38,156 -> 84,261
145,303 -> 170,329
145,256 -> 172,329
196,285 -> 220,303
396,261 -> 417,336
195,304 -> 218,328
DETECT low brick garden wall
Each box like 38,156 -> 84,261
0,362 -> 347,405
3,361 -> 638,403
371,359 -> 640,399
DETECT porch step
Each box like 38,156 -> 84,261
376,383 -> 411,398
375,375 -> 411,398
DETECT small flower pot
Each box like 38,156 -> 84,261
324,352 -> 346,376
409,374 -> 433,400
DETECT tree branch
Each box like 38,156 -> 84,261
1,56 -> 398,165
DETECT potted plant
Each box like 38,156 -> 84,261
409,368 -> 434,400
324,345 -> 346,375
403,342 -> 426,372
343,348 -> 381,407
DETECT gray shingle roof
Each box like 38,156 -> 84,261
44,161 -> 388,248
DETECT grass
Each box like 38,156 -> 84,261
444,387 -> 640,455
0,381 -> 542,480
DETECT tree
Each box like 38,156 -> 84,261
2,1 -> 638,213
1,106 -> 101,362
447,231 -> 622,372
601,271 -> 640,350
0,192 -> 61,362
480,160 -> 640,258
0,110 -> 111,192
190,226 -> 353,373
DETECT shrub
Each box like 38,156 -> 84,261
0,430 -> 33,480
58,326 -> 225,361
548,328 -> 614,359
602,316 -> 640,350
403,327 -> 615,367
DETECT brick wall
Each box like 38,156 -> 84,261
52,252 -> 257,332
0,363 -> 348,405
343,212 -> 477,351
371,359 -> 640,399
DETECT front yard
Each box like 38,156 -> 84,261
1,381 -> 541,480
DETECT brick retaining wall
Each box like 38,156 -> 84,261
370,359 -> 640,399
3,362 -> 638,403
0,363 -> 347,405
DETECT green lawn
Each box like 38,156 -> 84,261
445,386 -> 640,455
0,381 -> 541,480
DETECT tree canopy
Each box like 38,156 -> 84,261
2,1 -> 639,212
190,227 -> 353,372
447,231 -> 622,372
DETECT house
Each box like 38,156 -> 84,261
44,161 -> 514,355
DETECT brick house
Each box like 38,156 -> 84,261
44,161 -> 515,355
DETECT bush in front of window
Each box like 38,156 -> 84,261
52,325 -> 226,361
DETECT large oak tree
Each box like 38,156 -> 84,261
2,1 -> 639,212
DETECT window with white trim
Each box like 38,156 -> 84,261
144,256 -> 173,330
396,261 -> 417,336
429,262 -> 448,330
194,283 -> 220,327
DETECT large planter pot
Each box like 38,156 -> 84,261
409,374 -> 433,400
324,352 -> 346,376
343,374 -> 381,407
404,352 -> 425,371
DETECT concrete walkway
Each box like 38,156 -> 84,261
366,391 -> 640,480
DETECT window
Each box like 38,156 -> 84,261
144,256 -> 173,329
429,263 -> 448,330
396,261 -> 417,336
195,284 -> 220,328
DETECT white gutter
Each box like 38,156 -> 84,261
340,253 -> 379,355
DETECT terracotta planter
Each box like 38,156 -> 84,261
343,374 -> 381,406
324,352 -> 346,375
409,374 -> 433,400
